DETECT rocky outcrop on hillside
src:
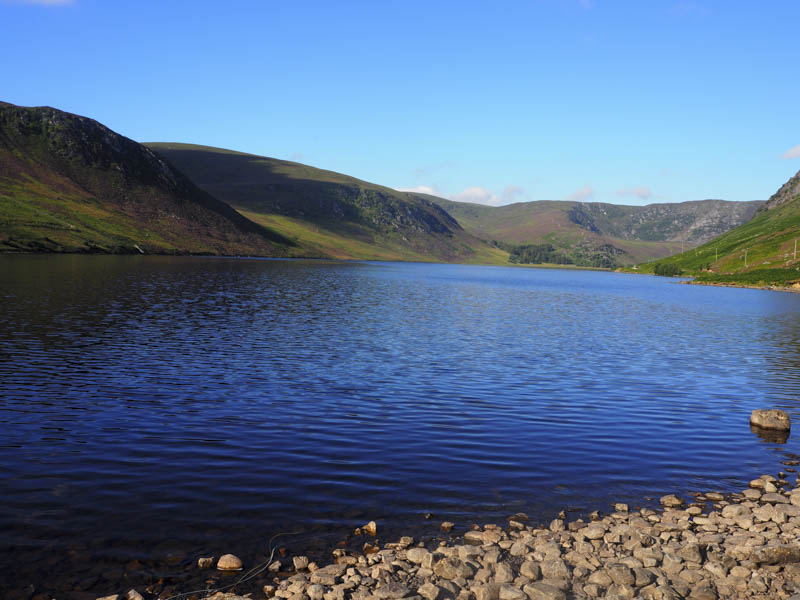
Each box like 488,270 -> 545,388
761,169 -> 800,212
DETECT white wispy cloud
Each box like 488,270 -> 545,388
565,185 -> 594,202
449,185 -> 525,206
396,185 -> 441,196
616,186 -> 654,200
781,145 -> 800,159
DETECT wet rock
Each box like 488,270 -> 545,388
217,554 -> 243,570
363,521 -> 378,536
464,531 -> 484,545
441,522 -> 455,533
660,495 -> 684,508
750,409 -> 791,430
198,556 -> 214,568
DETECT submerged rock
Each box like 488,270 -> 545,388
750,409 -> 791,431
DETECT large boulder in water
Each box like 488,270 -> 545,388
750,409 -> 791,431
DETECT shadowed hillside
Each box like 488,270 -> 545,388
147,143 -> 506,263
0,102 -> 294,255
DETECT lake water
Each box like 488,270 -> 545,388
2,255 -> 800,598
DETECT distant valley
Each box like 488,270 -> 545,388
0,101 -> 772,270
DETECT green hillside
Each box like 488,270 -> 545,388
429,196 -> 762,268
147,143 -> 506,264
0,102 -> 291,256
634,168 -> 800,287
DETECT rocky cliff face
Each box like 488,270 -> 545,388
761,168 -> 800,212
569,200 -> 763,244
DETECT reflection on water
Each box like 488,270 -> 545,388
2,255 -> 800,597
750,424 -> 790,444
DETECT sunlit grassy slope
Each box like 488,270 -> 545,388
147,143 -> 508,264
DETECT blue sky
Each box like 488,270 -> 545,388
1,0 -> 798,206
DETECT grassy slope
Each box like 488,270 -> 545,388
0,103 -> 290,256
631,171 -> 800,286
147,143 -> 507,264
430,196 -> 760,266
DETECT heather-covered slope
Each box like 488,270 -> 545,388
0,102 -> 291,255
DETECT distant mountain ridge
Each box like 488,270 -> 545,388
0,102 -> 290,255
634,167 -> 800,286
428,196 -> 762,266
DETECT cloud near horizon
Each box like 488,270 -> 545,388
781,145 -> 800,159
616,186 -> 654,200
450,185 -> 525,206
565,185 -> 594,202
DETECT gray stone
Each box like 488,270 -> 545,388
761,492 -> 789,504
522,582 -> 566,600
307,585 -> 325,600
607,564 -> 635,586
493,562 -> 514,584
583,525 -> 605,540
750,409 -> 791,431
498,584 -> 525,600
418,583 -> 442,600
434,557 -> 475,580
520,561 -> 541,580
375,582 -> 411,599
472,583 -> 500,600
406,548 -> 430,564
540,558 -> 570,580
217,553 -> 243,570
751,544 -> 800,565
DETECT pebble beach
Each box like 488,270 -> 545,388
96,467 -> 800,600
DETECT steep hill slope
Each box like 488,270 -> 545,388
636,168 -> 800,286
430,197 -> 762,267
147,143 -> 505,263
0,102 -> 291,255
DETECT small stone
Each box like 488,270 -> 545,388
375,582 -> 411,599
660,495 -> 684,508
406,548 -> 430,564
198,556 -> 214,568
441,522 -> 455,533
126,591 -> 144,600
614,503 -> 629,512
307,584 -> 325,600
761,492 -> 788,504
363,521 -> 378,536
750,409 -> 791,431
96,596 -> 118,600
418,583 -> 441,600
584,524 -> 605,540
217,554 -> 243,570
520,561 -> 541,580
473,584 -> 500,600
293,556 -> 310,570
498,585 -> 526,600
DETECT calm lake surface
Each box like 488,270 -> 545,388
2,255 -> 800,596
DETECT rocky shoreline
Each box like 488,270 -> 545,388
95,469 -> 800,600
